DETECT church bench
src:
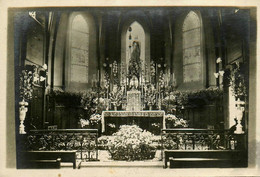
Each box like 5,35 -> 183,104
20,150 -> 77,169
164,150 -> 247,168
22,158 -> 61,169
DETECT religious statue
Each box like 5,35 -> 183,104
130,75 -> 139,90
128,41 -> 141,85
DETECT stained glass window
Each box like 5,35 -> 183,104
70,14 -> 89,83
182,11 -> 202,83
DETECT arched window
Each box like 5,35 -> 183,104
125,21 -> 145,71
182,11 -> 203,83
70,14 -> 89,84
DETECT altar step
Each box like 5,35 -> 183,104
79,161 -> 163,168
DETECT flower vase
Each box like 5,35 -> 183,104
234,98 -> 245,134
19,99 -> 28,134
234,107 -> 244,134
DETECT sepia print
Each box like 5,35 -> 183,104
2,1 -> 259,176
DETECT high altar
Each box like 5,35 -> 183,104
101,41 -> 168,135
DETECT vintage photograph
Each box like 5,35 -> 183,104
2,2 -> 259,176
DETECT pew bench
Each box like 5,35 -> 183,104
20,150 -> 77,169
23,158 -> 61,169
164,150 -> 247,168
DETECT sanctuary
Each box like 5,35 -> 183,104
9,6 -> 256,169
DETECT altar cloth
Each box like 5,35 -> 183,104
101,110 -> 165,133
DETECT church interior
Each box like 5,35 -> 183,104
8,6 -> 257,169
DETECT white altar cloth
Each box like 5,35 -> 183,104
101,110 -> 165,132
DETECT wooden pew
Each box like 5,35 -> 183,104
20,150 -> 77,169
22,158 -> 61,169
164,150 -> 247,168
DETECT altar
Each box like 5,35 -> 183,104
101,110 -> 165,135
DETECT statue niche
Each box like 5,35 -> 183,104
126,41 -> 142,111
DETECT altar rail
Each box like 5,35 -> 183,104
24,129 -> 99,161
161,129 -> 246,150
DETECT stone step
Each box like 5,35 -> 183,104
79,161 -> 163,168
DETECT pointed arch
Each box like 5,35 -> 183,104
66,12 -> 97,91
125,21 -> 145,69
121,18 -> 150,83
70,14 -> 89,84
182,11 -> 204,84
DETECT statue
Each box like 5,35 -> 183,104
124,41 -> 142,111
130,75 -> 139,90
128,41 -> 141,85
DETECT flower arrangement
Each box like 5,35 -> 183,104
150,60 -> 156,83
81,90 -> 106,117
20,64 -> 48,102
144,84 -> 157,109
109,85 -> 123,109
165,114 -> 188,128
225,62 -> 247,98
112,61 -> 118,76
106,125 -> 156,161
103,72 -> 110,89
20,68 -> 34,102
89,113 -> 102,125
158,70 -> 166,88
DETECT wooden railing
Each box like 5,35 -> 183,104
24,129 -> 99,161
161,128 -> 246,151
